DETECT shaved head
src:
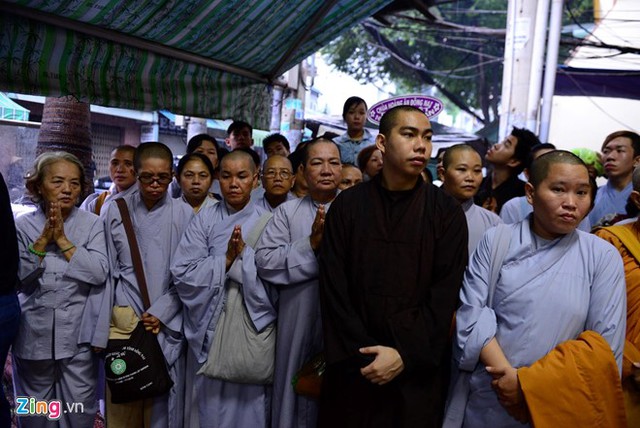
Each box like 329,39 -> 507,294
264,154 -> 292,171
112,145 -> 136,158
221,149 -> 257,174
134,142 -> 173,172
442,144 -> 479,170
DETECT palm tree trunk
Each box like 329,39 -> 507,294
37,96 -> 94,197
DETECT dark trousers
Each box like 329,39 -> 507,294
0,293 -> 20,427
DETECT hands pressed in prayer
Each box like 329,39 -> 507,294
142,312 -> 161,334
226,225 -> 245,271
34,201 -> 76,260
359,345 -> 404,385
310,205 -> 325,252
487,366 -> 530,423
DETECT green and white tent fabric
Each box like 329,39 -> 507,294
0,0 -> 392,129
0,92 -> 29,121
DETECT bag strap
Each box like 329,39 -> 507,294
488,223 -> 511,308
115,198 -> 152,311
94,191 -> 109,215
245,212 -> 273,249
602,224 -> 640,265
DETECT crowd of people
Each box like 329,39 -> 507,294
0,98 -> 639,428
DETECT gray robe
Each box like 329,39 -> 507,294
170,201 -> 275,428
100,192 -> 192,428
461,199 -> 502,255
254,192 -> 296,213
255,196 -> 330,428
79,182 -> 138,215
447,217 -> 626,427
14,206 -> 108,427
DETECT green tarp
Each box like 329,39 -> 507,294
0,0 -> 392,129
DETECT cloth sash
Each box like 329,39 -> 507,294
518,330 -> 626,428
596,223 -> 640,427
95,190 -> 110,215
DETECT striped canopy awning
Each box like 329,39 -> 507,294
0,0 -> 392,129
0,91 -> 29,121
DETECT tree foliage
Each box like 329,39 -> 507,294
322,0 -> 595,125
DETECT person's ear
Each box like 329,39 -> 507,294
437,165 -> 445,182
525,182 -> 535,205
631,190 -> 640,210
506,157 -> 521,169
633,155 -> 640,169
375,134 -> 386,155
225,137 -> 232,149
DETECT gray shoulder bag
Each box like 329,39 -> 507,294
198,212 -> 276,384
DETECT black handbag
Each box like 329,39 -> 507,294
104,198 -> 174,403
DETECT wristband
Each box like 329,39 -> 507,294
61,245 -> 76,253
28,243 -> 47,257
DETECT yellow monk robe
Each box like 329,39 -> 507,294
595,222 -> 640,427
518,331 -> 626,428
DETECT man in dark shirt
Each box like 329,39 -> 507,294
474,127 -> 539,214
0,172 -> 20,427
318,106 -> 468,427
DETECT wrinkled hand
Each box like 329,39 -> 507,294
141,312 -> 160,334
487,366 -> 529,423
34,204 -> 58,251
225,225 -> 245,270
359,346 -> 404,385
310,205 -> 325,252
48,202 -> 67,244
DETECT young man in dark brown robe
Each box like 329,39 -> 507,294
318,105 -> 468,427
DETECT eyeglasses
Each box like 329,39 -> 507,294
262,170 -> 293,180
138,174 -> 172,185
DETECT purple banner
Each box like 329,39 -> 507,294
367,95 -> 444,124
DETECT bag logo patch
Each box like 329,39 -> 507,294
110,358 -> 127,375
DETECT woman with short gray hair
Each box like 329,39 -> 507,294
13,151 -> 108,427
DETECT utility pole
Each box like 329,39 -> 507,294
499,0 -> 540,139
525,0 -> 551,133
539,0 -> 564,143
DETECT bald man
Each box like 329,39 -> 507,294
255,138 -> 342,428
339,164 -> 363,191
256,155 -> 296,211
318,106 -> 467,427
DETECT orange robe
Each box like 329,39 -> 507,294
595,222 -> 640,427
518,331 -> 626,427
